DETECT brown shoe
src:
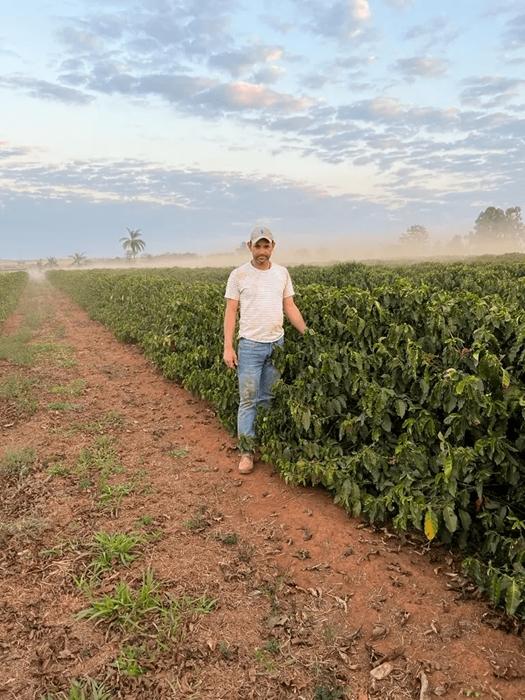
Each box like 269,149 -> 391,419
238,453 -> 254,474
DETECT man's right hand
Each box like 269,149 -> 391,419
223,347 -> 238,368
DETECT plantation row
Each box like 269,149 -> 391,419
114,255 -> 525,303
0,271 -> 27,324
49,266 -> 525,620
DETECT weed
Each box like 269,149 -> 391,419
0,374 -> 37,414
41,677 -> 112,700
78,570 -> 217,643
262,638 -> 280,655
50,379 -> 87,397
216,532 -> 238,545
76,437 -> 122,478
91,531 -> 142,571
47,462 -> 70,477
313,686 -> 345,700
73,411 -> 124,435
0,446 -> 36,481
98,482 -> 133,514
136,514 -> 154,527
237,542 -> 255,564
0,331 -> 35,365
218,641 -> 236,660
169,447 -> 189,458
48,401 -> 82,411
254,647 -> 276,671
113,645 -> 145,677
41,541 -> 75,559
0,517 -> 46,546
184,505 -> 210,532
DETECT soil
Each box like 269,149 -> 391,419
0,281 -> 524,700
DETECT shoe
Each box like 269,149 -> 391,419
238,453 -> 254,474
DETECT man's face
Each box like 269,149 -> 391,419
248,238 -> 275,264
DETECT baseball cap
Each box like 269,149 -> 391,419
249,226 -> 274,244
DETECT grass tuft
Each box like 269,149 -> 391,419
0,446 -> 36,481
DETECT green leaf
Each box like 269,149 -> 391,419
505,579 -> 522,616
301,410 -> 311,432
488,572 -> 502,606
424,509 -> 439,541
443,454 -> 453,481
395,399 -> 406,418
442,505 -> 458,534
501,368 -> 511,389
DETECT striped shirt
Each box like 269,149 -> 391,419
225,262 -> 294,342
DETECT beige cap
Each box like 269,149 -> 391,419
249,226 -> 274,244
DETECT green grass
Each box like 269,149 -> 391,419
48,401 -> 82,411
74,531 -> 143,592
41,678 -> 112,700
50,379 -> 87,397
216,532 -> 238,545
184,505 -> 211,532
47,462 -> 70,477
0,330 -> 35,365
0,446 -> 36,481
113,645 -> 146,677
98,482 -> 134,514
0,374 -> 37,415
168,447 -> 189,458
75,437 -> 122,477
72,411 -> 124,435
78,570 -> 217,642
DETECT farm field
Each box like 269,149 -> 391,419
0,271 -> 524,699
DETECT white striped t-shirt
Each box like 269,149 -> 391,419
225,262 -> 294,342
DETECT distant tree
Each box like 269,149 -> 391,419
400,224 -> 429,245
46,257 -> 58,267
471,206 -> 524,243
120,228 -> 145,260
70,252 -> 87,266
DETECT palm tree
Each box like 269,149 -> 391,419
120,228 -> 145,260
71,252 -> 87,266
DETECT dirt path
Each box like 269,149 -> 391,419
0,281 -> 524,700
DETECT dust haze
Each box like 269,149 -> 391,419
1,235 -> 524,272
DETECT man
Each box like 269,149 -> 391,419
223,226 -> 307,474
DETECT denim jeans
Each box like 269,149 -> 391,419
237,336 -> 284,450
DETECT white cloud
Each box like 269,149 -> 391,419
394,56 -> 449,81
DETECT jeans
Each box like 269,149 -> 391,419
237,336 -> 284,450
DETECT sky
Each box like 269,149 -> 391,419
0,0 -> 524,259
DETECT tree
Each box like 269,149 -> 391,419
46,257 -> 58,267
70,252 -> 87,266
471,206 -> 524,243
400,224 -> 429,245
120,228 -> 145,260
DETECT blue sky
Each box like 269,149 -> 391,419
1,0 -> 524,259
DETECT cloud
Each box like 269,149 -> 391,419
384,0 -> 413,7
394,56 -> 449,81
404,16 -> 459,48
0,155 -> 393,258
0,76 -> 93,105
460,76 -> 525,107
298,0 -> 371,40
208,45 -> 284,78
502,12 -> 525,51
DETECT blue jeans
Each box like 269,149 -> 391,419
237,336 -> 284,450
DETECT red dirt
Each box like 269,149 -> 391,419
0,282 -> 524,700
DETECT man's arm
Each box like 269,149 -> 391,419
223,298 -> 239,367
283,295 -> 307,334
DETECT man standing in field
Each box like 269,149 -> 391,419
223,226 -> 307,474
